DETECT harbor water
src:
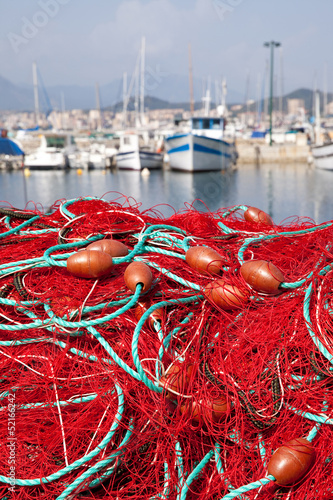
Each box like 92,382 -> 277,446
0,162 -> 332,224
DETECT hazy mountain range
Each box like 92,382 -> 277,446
0,73 -> 243,112
0,73 -> 331,114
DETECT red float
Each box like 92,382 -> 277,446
124,261 -> 153,293
240,259 -> 285,294
244,206 -> 274,226
181,397 -> 229,424
267,438 -> 315,486
159,365 -> 193,399
185,246 -> 225,276
66,249 -> 113,279
205,279 -> 248,310
87,239 -> 128,257
134,301 -> 163,328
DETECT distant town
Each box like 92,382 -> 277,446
0,88 -> 332,134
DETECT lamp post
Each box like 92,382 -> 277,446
264,41 -> 281,146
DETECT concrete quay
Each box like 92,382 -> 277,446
236,138 -> 311,164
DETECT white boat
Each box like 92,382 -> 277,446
165,117 -> 237,172
77,143 -> 117,170
311,141 -> 333,170
24,133 -> 78,170
116,133 -> 163,171
310,90 -> 333,170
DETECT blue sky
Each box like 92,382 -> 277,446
0,0 -> 332,99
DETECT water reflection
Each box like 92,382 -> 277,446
1,164 -> 333,223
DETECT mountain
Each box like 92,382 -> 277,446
0,72 -> 331,114
0,73 -> 243,112
0,75 -> 34,111
231,88 -> 333,116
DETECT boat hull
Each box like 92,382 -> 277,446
24,152 -> 67,170
116,150 -> 163,170
311,143 -> 333,170
165,133 -> 236,172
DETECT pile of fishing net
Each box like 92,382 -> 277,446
0,195 -> 333,499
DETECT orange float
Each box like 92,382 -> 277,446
181,397 -> 229,424
240,259 -> 285,294
134,301 -> 163,328
87,239 -> 128,257
244,206 -> 274,226
185,246 -> 225,276
205,279 -> 248,310
124,261 -> 152,293
267,438 -> 315,485
67,250 -> 113,279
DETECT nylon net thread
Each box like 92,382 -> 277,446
0,196 -> 332,498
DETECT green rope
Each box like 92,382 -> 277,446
0,382 -> 124,487
220,475 -> 275,499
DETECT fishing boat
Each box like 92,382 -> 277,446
311,141 -> 333,170
24,133 -> 79,170
165,117 -> 237,172
116,133 -> 163,171
310,90 -> 333,170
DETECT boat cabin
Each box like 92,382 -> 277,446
191,117 -> 225,139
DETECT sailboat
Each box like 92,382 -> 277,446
116,37 -> 163,171
24,63 -> 79,169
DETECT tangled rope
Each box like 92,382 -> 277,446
0,195 -> 332,499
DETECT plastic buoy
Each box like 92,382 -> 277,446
141,167 -> 150,177
240,259 -> 285,294
87,239 -> 128,257
67,250 -> 113,279
181,397 -> 229,424
24,167 -> 31,177
77,168 -> 83,175
267,438 -> 315,486
205,279 -> 248,310
135,301 -> 163,328
159,365 -> 193,399
186,246 -> 225,276
244,206 -> 274,226
124,262 -> 152,293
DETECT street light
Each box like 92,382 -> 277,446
264,41 -> 281,146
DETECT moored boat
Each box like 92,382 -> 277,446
165,117 -> 237,172
116,133 -> 163,171
311,141 -> 333,170
24,133 -> 78,170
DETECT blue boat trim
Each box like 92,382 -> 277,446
165,134 -> 189,141
168,144 -> 190,155
166,132 -> 233,147
193,143 -> 231,159
116,151 -> 135,157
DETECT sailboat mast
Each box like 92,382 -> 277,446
32,61 -> 40,126
279,47 -> 284,121
323,61 -> 328,119
95,82 -> 102,130
188,43 -> 194,115
61,91 -> 66,129
140,36 -> 145,124
122,72 -> 127,128
315,91 -> 321,145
